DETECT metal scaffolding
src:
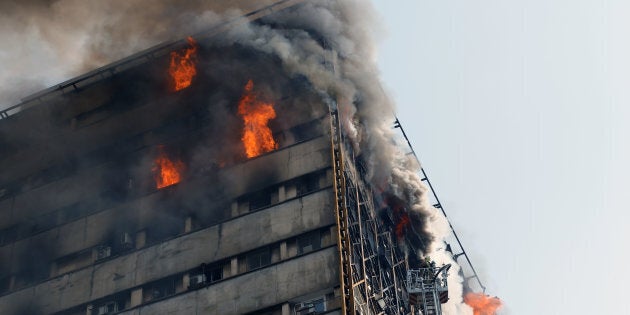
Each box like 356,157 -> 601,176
406,265 -> 451,315
330,109 -> 411,314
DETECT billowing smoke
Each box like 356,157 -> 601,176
1,0 -> 474,313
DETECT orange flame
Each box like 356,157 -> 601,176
464,293 -> 502,315
169,36 -> 198,92
153,148 -> 184,189
238,80 -> 278,158
395,212 -> 410,239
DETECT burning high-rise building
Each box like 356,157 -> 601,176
0,1 -> 496,314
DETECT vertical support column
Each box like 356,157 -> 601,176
278,185 -> 286,203
282,303 -> 291,315
329,110 -> 355,314
354,183 -> 370,311
184,217 -> 193,233
135,230 -> 146,249
230,257 -> 238,277
130,288 -> 143,307
280,241 -> 288,260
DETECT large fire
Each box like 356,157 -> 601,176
464,293 -> 502,315
153,148 -> 184,189
169,36 -> 198,92
385,194 -> 411,239
237,80 -> 278,158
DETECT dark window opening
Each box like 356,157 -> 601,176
58,202 -> 84,223
296,172 -> 320,196
248,190 -> 272,211
290,119 -> 323,143
0,225 -> 18,246
244,304 -> 283,315
188,272 -> 206,289
29,210 -> 58,234
90,291 -> 128,315
95,245 -> 112,261
54,249 -> 92,276
297,230 -> 321,255
145,216 -> 183,244
188,262 -> 223,289
247,247 -> 271,271
0,276 -> 11,295
147,278 -> 176,300
207,265 -> 223,283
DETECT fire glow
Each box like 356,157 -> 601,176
385,194 -> 410,239
464,293 -> 502,315
395,212 -> 410,239
238,80 -> 278,158
153,148 -> 184,189
169,36 -> 198,92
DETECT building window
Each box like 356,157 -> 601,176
245,305 -> 283,315
95,245 -> 112,261
93,301 -> 118,315
207,265 -> 223,283
247,247 -> 271,270
248,190 -> 272,211
0,276 -> 11,295
298,230 -> 321,254
147,278 -> 176,300
290,119 -> 323,143
0,225 -> 17,246
188,273 -> 206,288
296,173 -> 320,196
295,298 -> 326,315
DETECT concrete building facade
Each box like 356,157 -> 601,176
0,2 -> 430,314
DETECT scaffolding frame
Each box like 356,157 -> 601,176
406,265 -> 451,315
330,110 -> 411,314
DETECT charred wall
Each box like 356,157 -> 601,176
0,31 -> 336,314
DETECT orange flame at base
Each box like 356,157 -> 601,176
464,293 -> 502,315
169,36 -> 198,92
238,80 -> 278,158
153,149 -> 184,189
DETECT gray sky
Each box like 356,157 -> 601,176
373,0 -> 630,314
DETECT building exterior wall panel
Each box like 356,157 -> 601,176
120,247 -> 338,315
0,188 -> 334,313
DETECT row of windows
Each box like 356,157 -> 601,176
0,169 -> 331,296
238,170 -> 327,214
54,226 -> 334,315
0,118 -> 327,248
